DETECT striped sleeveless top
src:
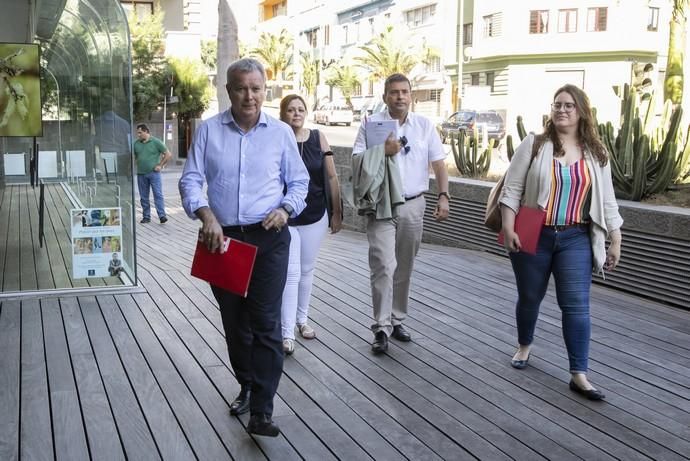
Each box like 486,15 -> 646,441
544,158 -> 592,226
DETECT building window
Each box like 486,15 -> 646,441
463,23 -> 473,45
272,1 -> 287,18
324,25 -> 330,45
368,79 -> 374,96
353,83 -> 362,97
647,7 -> 659,31
369,18 -> 375,37
471,73 -> 479,86
558,9 -> 577,33
587,7 -> 607,32
343,25 -> 349,44
306,29 -> 318,48
425,56 -> 441,73
430,89 -> 441,102
405,4 -> 437,28
354,21 -> 360,42
120,1 -> 154,21
486,71 -> 495,92
529,10 -> 549,34
483,13 -> 501,37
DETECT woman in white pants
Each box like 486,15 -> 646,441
280,95 -> 342,354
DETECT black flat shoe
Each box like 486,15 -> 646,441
372,330 -> 388,354
510,352 -> 530,369
391,325 -> 411,342
247,414 -> 280,437
229,386 -> 251,415
569,380 -> 605,401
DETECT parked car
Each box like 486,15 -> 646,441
314,103 -> 354,126
438,110 -> 505,143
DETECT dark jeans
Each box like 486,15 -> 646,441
211,225 -> 290,417
509,226 -> 592,373
137,171 -> 166,219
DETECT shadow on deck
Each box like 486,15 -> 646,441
1,194 -> 689,460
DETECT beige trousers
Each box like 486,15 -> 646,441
366,196 -> 426,336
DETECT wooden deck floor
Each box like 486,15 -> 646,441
1,193 -> 689,460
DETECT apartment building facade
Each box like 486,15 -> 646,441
460,0 -> 674,137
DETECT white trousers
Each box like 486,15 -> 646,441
281,212 -> 329,340
366,196 -> 426,336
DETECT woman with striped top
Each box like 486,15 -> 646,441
499,85 -> 623,400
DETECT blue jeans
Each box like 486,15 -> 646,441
137,171 -> 166,220
509,226 -> 592,373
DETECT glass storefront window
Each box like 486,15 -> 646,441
0,0 -> 136,295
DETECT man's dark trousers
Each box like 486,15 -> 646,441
211,225 -> 289,417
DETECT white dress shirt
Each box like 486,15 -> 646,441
353,110 -> 445,198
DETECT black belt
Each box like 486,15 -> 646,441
547,223 -> 589,232
404,193 -> 424,201
222,222 -> 264,233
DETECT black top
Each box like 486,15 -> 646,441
289,129 -> 327,226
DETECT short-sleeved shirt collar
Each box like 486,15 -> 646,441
221,109 -> 269,129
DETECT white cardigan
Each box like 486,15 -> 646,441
499,134 -> 624,272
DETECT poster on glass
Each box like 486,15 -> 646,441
71,208 -> 123,278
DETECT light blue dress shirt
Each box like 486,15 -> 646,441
179,110 -> 309,226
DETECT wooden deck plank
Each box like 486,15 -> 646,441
102,294 -> 196,461
0,186 -> 9,290
120,291 -> 233,460
41,298 -> 91,460
132,269 -> 286,460
61,297 -> 125,460
79,295 -> 162,460
19,185 -> 39,290
3,187 -> 21,290
0,301 -> 21,461
19,299 -> 53,461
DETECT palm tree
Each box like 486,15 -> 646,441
664,0 -> 688,105
325,64 -> 360,108
300,52 -> 319,109
217,0 -> 239,111
354,25 -> 419,81
251,29 -> 293,82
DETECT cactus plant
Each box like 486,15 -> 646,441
602,84 -> 686,200
505,115 -> 527,161
450,127 -> 493,177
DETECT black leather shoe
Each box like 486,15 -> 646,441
140,218 -> 150,224
159,216 -> 168,224
229,386 -> 251,415
247,414 -> 280,437
569,380 -> 605,401
371,331 -> 388,354
391,325 -> 411,342
511,353 -> 530,369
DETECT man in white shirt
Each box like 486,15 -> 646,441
352,73 -> 450,353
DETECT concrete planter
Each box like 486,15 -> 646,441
332,146 -> 690,309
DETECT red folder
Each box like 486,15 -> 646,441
498,206 -> 546,255
191,236 -> 258,297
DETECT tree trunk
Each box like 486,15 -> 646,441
217,0 -> 239,112
664,1 -> 687,105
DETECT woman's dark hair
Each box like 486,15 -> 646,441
279,94 -> 308,122
534,84 -> 608,166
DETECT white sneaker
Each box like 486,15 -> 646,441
297,323 -> 316,339
282,339 -> 294,355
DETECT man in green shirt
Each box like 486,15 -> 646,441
134,123 -> 172,223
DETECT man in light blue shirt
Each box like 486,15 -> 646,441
179,58 -> 308,437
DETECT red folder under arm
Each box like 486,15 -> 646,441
498,206 -> 546,255
191,237 -> 258,297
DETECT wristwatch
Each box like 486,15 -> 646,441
279,203 -> 294,217
438,192 -> 451,201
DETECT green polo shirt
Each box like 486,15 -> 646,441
134,136 -> 167,174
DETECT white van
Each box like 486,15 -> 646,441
314,103 -> 354,126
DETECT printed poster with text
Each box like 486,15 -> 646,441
71,207 -> 124,278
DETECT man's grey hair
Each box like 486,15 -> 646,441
226,58 -> 266,85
